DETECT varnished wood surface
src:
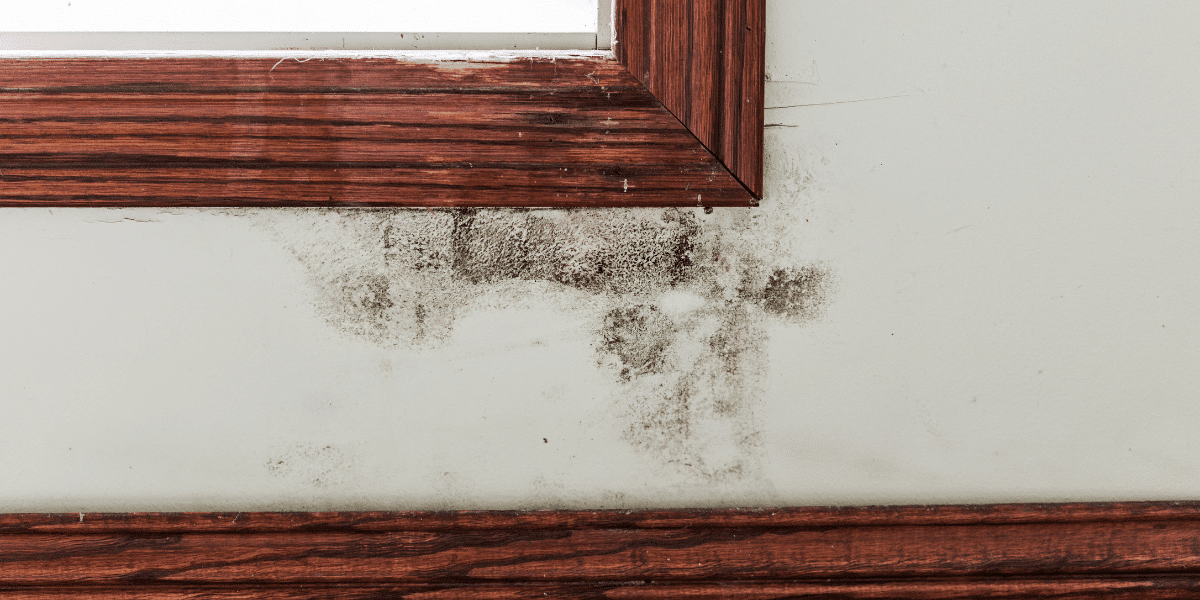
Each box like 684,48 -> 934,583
4,579 -> 1200,599
5,501 -> 1200,532
0,58 -> 755,207
618,0 -> 765,198
2,502 -> 1200,598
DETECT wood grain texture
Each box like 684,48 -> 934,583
0,57 -> 754,207
2,502 -> 1200,598
618,0 -> 765,198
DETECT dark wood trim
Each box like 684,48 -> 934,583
618,0 -> 765,198
0,2 -> 764,207
0,57 -> 752,207
2,502 -> 1199,598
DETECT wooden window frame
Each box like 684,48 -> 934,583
3,3 -> 1183,597
0,0 -> 763,207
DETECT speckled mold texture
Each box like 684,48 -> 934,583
266,443 -> 359,489
236,162 -> 831,481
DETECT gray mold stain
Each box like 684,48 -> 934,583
265,443 -> 357,488
599,304 -> 675,381
748,265 -> 831,320
243,203 -> 831,482
607,301 -> 770,480
249,208 -> 462,347
448,208 -> 699,294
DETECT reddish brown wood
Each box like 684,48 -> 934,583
649,1 -> 688,122
617,0 -> 650,89
618,0 -> 765,198
7,502 -> 1200,533
0,57 -> 753,207
0,1 -> 765,208
3,580 -> 1200,599
686,1 -> 723,150
1,502 -> 1199,598
724,0 -> 766,198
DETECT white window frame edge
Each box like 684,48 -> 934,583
0,0 -> 613,55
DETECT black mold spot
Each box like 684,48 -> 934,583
245,206 -> 832,483
449,208 -> 700,294
631,373 -> 693,449
710,324 -> 744,378
259,208 -> 709,349
412,303 -> 428,341
598,304 -> 675,381
760,266 -> 828,319
385,218 -> 451,272
352,274 -> 394,316
265,443 -> 355,488
327,271 -> 402,342
735,263 -> 831,323
613,303 -> 768,481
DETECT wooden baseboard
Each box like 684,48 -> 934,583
2,502 -> 1199,598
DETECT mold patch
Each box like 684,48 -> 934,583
265,443 -> 356,488
598,304 -> 675,381
249,209 -> 462,347
448,208 -> 699,294
737,264 -> 832,323
762,266 -> 829,319
250,208 -> 704,348
242,203 -> 831,482
606,302 -> 769,480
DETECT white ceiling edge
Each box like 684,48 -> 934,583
0,32 -> 603,53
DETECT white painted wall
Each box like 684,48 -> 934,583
1,1 -> 1198,511
758,0 -> 1200,504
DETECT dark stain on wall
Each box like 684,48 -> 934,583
599,304 -> 675,381
447,208 -> 699,293
757,266 -> 830,320
610,301 -> 770,479
245,206 -> 831,481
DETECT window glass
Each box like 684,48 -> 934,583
6,0 -> 598,33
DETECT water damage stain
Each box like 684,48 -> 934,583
243,206 -> 831,482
